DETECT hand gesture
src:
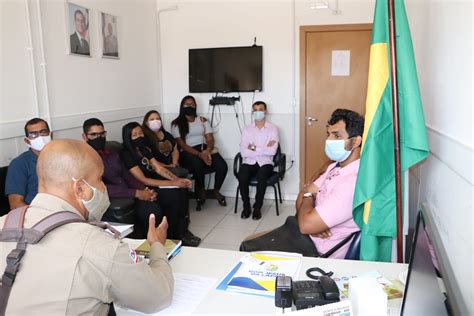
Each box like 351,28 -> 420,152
147,215 -> 167,246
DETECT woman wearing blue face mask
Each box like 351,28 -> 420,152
171,95 -> 228,210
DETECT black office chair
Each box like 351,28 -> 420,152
0,166 -> 10,216
233,146 -> 286,216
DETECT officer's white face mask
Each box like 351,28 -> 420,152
73,178 -> 110,221
28,135 -> 51,152
325,139 -> 352,162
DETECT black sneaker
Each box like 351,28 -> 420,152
241,209 -> 251,219
252,208 -> 262,220
184,229 -> 201,243
182,236 -> 201,247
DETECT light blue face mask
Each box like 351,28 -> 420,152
252,111 -> 265,121
325,139 -> 352,162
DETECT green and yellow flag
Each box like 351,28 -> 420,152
352,0 -> 430,262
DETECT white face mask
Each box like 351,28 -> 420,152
252,111 -> 265,121
148,119 -> 162,132
28,135 -> 51,151
73,178 -> 110,222
325,139 -> 352,162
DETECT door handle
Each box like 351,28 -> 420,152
306,116 -> 318,126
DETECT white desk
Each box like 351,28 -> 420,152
118,246 -> 407,315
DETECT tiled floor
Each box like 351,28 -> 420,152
188,197 -> 296,251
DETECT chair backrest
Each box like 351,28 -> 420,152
344,231 -> 361,260
0,166 -> 10,216
233,153 -> 243,178
273,145 -> 286,180
105,141 -> 123,153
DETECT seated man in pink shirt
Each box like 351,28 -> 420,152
240,109 -> 364,259
238,101 -> 279,220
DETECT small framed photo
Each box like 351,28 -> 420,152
100,12 -> 119,58
67,2 -> 91,56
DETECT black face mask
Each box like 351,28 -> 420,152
87,137 -> 106,151
183,106 -> 196,116
132,136 -> 146,149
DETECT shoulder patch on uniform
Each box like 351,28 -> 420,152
129,247 -> 140,264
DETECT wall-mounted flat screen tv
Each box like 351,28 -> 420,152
189,45 -> 262,93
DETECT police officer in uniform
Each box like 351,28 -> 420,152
0,140 -> 173,314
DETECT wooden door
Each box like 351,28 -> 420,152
300,24 -> 372,186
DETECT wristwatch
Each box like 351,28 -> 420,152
303,192 -> 314,199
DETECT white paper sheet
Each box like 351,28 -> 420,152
159,273 -> 218,315
331,50 -> 351,76
116,273 -> 217,315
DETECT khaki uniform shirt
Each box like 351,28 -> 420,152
0,193 -> 173,315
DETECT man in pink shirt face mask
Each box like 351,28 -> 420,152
240,109 -> 364,259
238,101 -> 279,220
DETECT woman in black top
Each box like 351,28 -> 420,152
121,122 -> 200,246
142,110 -> 188,178
171,95 -> 228,209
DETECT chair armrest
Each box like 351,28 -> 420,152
318,231 -> 358,259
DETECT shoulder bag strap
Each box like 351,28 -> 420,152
0,210 -> 86,315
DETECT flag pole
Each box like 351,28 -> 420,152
388,0 -> 404,263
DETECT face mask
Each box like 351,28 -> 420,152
87,137 -> 106,151
325,139 -> 352,162
132,137 -> 146,148
28,135 -> 51,151
148,120 -> 162,132
183,106 -> 196,116
73,178 -> 110,222
252,111 -> 265,121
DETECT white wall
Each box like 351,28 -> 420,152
157,0 -> 375,198
0,0 -> 161,166
406,0 -> 473,313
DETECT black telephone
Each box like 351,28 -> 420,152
275,275 -> 340,310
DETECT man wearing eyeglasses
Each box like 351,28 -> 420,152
5,118 -> 52,209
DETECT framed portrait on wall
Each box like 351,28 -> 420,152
100,12 -> 119,58
67,2 -> 91,56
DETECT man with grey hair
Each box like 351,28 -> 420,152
0,140 -> 173,314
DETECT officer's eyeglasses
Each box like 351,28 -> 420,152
27,129 -> 50,139
87,131 -> 107,139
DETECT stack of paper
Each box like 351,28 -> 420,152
135,239 -> 182,261
105,222 -> 134,238
217,251 -> 302,297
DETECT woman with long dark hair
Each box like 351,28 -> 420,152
121,122 -> 200,246
142,110 -> 188,178
171,95 -> 228,209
